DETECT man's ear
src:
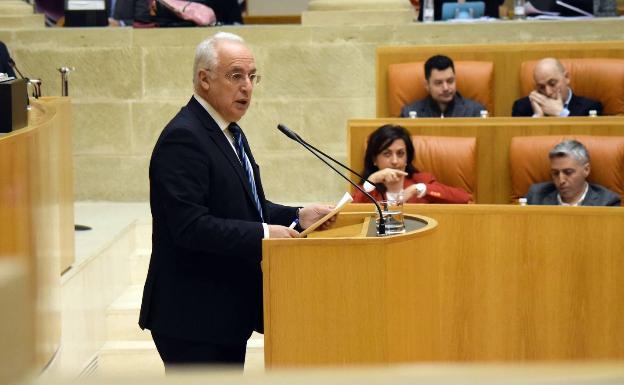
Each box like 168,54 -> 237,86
198,69 -> 210,91
423,78 -> 430,94
583,162 -> 590,178
563,70 -> 571,86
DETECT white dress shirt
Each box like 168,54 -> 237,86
193,94 -> 270,238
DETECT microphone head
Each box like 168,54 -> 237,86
277,123 -> 299,142
6,57 -> 26,80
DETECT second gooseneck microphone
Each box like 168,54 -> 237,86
277,123 -> 385,235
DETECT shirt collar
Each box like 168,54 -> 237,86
564,88 -> 573,107
193,93 -> 229,133
557,182 -> 589,206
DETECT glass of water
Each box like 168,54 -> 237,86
376,196 -> 406,236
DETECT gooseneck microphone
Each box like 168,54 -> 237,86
277,123 -> 385,235
278,124 -> 373,186
7,58 -> 26,80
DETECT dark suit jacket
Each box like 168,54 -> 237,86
139,96 -> 297,345
0,41 -> 16,78
400,92 -> 484,118
526,181 -> 621,206
511,94 -> 603,117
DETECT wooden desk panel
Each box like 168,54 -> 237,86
0,261 -> 33,385
263,204 -> 624,367
396,204 -> 624,361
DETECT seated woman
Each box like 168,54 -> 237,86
353,124 -> 471,204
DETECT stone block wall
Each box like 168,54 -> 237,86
1,19 -> 622,202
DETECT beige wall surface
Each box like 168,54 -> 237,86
1,19 -> 622,202
247,0 -> 309,16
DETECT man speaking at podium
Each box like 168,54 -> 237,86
139,32 -> 332,370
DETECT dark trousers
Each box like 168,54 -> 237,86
151,331 -> 247,371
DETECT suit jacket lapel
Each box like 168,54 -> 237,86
567,94 -> 589,116
567,94 -> 578,115
545,188 -> 560,205
186,97 -> 262,217
581,185 -> 598,206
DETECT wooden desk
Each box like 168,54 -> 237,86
0,260 -> 32,385
263,204 -> 624,367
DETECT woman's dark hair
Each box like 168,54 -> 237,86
361,125 -> 418,192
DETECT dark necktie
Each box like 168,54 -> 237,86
228,123 -> 264,221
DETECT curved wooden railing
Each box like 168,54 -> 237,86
0,97 -> 74,374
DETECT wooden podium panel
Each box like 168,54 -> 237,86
263,204 -> 624,367
262,212 -> 437,367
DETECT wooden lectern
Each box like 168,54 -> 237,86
262,211 -> 439,368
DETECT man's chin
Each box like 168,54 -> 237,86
229,109 -> 248,122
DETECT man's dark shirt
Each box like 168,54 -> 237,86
400,92 -> 485,118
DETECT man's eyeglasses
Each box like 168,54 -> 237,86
226,72 -> 261,85
204,68 -> 261,85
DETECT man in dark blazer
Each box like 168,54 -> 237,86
0,41 -> 16,78
512,58 -> 603,117
139,32 -> 332,370
526,140 -> 621,206
400,55 -> 484,118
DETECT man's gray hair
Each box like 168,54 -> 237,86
193,32 -> 245,89
549,139 -> 590,165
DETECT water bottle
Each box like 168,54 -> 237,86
518,197 -> 527,206
28,78 -> 42,99
423,0 -> 435,22
408,110 -> 417,119
514,0 -> 526,19
588,110 -> 597,117
480,110 -> 489,118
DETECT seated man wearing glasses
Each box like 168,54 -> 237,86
400,55 -> 485,118
526,140 -> 620,206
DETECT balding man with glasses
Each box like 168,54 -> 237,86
140,32 -> 333,370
